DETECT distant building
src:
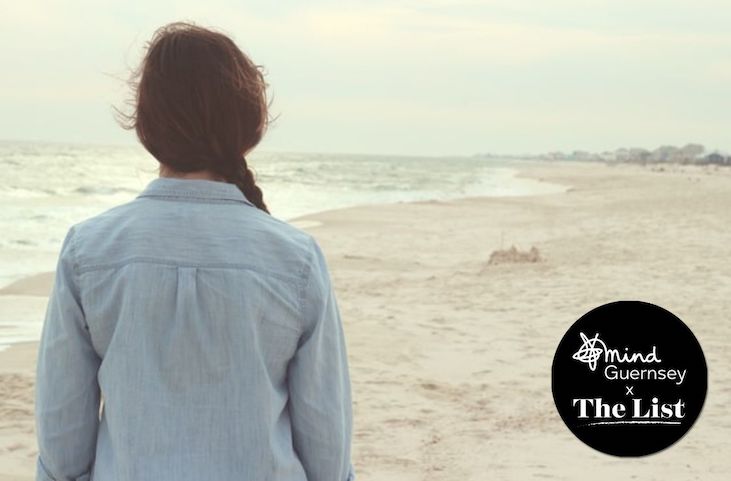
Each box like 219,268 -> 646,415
473,143 -> 729,167
703,152 -> 731,165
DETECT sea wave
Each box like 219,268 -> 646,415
0,141 -> 564,288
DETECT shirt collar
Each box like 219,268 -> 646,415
136,177 -> 255,207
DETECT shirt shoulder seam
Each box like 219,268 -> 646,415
77,257 -> 301,284
136,195 -> 254,206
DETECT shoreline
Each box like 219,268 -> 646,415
0,160 -> 565,299
287,159 -> 570,227
3,158 -> 721,297
0,159 -> 723,350
0,161 -> 563,355
0,158 -> 724,353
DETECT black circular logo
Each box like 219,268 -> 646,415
551,300 -> 707,456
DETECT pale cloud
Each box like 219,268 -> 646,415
217,4 -> 731,74
1,0 -> 730,154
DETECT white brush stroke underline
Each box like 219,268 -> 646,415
582,420 -> 682,426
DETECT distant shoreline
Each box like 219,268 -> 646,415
0,161 -> 565,295
3,158 -> 725,353
475,142 -> 731,167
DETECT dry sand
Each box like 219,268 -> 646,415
1,160 -> 730,480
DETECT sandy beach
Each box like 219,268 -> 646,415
1,160 -> 730,480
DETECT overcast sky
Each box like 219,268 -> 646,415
2,0 -> 730,156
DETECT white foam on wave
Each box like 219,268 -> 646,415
0,142 -> 567,347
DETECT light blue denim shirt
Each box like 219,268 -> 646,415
34,177 -> 355,481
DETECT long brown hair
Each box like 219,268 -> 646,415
115,21 -> 273,213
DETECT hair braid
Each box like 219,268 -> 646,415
230,157 -> 269,214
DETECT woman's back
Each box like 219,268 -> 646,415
34,177 -> 355,481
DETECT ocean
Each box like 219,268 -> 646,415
0,139 -> 563,289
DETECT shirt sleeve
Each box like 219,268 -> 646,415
287,237 -> 356,481
35,225 -> 101,481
